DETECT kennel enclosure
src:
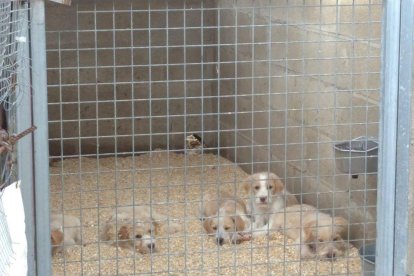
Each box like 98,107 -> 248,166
11,0 -> 414,275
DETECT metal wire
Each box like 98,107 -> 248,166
0,0 -> 31,274
45,0 -> 383,275
0,1 -> 29,192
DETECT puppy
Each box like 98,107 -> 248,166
244,172 -> 298,228
200,191 -> 252,245
100,206 -> 181,254
254,204 -> 349,260
50,214 -> 82,255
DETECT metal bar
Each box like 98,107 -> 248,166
394,0 -> 414,275
17,2 -> 36,274
377,1 -> 400,275
30,0 -> 51,275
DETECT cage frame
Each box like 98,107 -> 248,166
377,0 -> 413,275
18,0 -> 414,275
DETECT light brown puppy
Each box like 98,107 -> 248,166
200,191 -> 252,245
254,204 -> 349,260
50,214 -> 82,255
244,172 -> 298,228
100,206 -> 181,254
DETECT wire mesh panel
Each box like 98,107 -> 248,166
0,0 -> 30,190
45,0 -> 382,275
0,0 -> 32,274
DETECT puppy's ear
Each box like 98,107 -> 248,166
269,173 -> 284,193
203,218 -> 214,234
333,216 -> 349,237
303,220 -> 316,242
232,215 -> 245,232
51,230 -> 64,245
243,175 -> 253,193
153,221 -> 162,235
118,225 -> 130,240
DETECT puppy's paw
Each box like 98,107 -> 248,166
232,232 -> 252,244
239,234 -> 252,242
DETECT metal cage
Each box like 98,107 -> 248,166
18,0 -> 414,275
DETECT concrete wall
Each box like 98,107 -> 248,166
46,0 -> 217,156
217,0 -> 382,246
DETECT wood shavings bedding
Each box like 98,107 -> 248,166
50,151 -> 362,275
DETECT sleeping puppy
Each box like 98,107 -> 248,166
200,191 -> 252,245
244,172 -> 298,228
254,204 -> 349,260
100,206 -> 181,254
50,214 -> 82,255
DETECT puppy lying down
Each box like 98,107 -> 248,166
254,204 -> 349,260
50,213 -> 82,255
200,191 -> 252,245
100,206 -> 181,254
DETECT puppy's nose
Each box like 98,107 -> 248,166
147,243 -> 155,250
260,197 -> 267,203
326,252 -> 336,260
216,237 -> 224,246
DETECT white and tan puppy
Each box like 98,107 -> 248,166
254,204 -> 349,260
50,214 -> 82,255
244,172 -> 298,228
200,191 -> 252,245
100,206 -> 181,254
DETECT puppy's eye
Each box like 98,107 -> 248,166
212,226 -> 217,231
224,226 -> 230,231
333,237 -> 339,241
135,234 -> 142,239
318,239 -> 324,243
254,186 -> 260,190
267,186 -> 273,190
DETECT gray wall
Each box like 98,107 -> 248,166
46,0 -> 217,156
216,0 -> 382,246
